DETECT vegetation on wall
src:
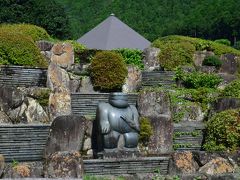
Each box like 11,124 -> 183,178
139,117 -> 153,146
221,80 -> 240,98
0,30 -> 47,67
0,24 -> 50,42
202,55 -> 222,69
90,51 -> 127,91
204,109 -> 240,151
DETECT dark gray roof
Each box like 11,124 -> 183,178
77,14 -> 151,50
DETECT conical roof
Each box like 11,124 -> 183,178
77,14 -> 151,50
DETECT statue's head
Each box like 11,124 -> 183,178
109,92 -> 129,108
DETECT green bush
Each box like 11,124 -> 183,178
139,117 -> 153,145
214,39 -> 231,46
0,24 -> 50,41
204,109 -> 240,151
175,68 -> 222,88
90,51 -> 127,91
152,35 -> 240,70
0,31 -> 47,67
114,48 -> 144,69
234,41 -> 240,50
202,55 -> 222,69
221,80 -> 240,98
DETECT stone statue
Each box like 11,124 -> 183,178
95,92 -> 139,152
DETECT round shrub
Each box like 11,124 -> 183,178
202,55 -> 222,69
221,80 -> 240,98
204,109 -> 240,151
139,117 -> 153,146
0,31 -> 47,67
0,24 -> 50,41
90,51 -> 127,91
214,39 -> 231,46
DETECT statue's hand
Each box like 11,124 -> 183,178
101,120 -> 110,134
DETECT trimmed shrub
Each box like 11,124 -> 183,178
90,51 -> 127,91
139,117 -> 153,146
0,31 -> 47,67
115,48 -> 144,69
214,39 -> 231,46
152,35 -> 240,70
202,55 -> 222,69
204,109 -> 240,151
0,24 -> 50,41
175,68 -> 222,89
221,80 -> 240,98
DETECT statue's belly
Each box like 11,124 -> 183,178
108,107 -> 133,134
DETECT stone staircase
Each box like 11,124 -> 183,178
173,122 -> 205,151
0,124 -> 50,162
71,93 -> 138,117
0,66 -> 47,87
141,71 -> 175,88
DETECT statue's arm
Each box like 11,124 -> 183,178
97,102 -> 110,134
130,105 -> 140,132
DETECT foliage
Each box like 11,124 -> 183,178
153,36 -> 240,70
214,39 -> 231,46
0,0 -> 70,39
139,117 -> 153,146
202,55 -> 222,69
234,41 -> 240,50
34,89 -> 51,107
0,30 -> 47,67
90,51 -> 127,91
221,80 -> 240,98
204,109 -> 240,151
0,24 -> 50,42
174,67 -> 222,88
114,48 -> 144,69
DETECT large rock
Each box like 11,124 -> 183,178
138,90 -> 173,154
193,51 -> 215,67
122,65 -> 142,93
37,40 -> 54,51
211,97 -> 240,114
47,62 -> 70,92
51,43 -> 74,69
0,155 -> 4,177
0,85 -> 24,111
25,97 -> 49,123
219,54 -> 240,74
169,151 -> 199,174
0,111 -> 10,123
44,151 -> 82,178
4,162 -> 43,178
44,115 -> 87,157
143,47 -> 161,71
78,76 -> 95,93
199,157 -> 235,175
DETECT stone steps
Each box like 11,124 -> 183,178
0,124 -> 50,162
83,156 -> 170,175
141,71 -> 175,88
0,65 -> 47,87
71,93 -> 138,117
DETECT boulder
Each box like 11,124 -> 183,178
122,65 -> 142,93
69,72 -> 81,93
36,40 -> 54,51
193,51 -> 215,67
0,111 -> 10,123
211,97 -> 240,114
0,155 -> 4,177
138,90 -> 173,154
44,115 -> 87,157
47,62 -> 70,92
44,151 -> 82,178
51,43 -> 74,69
78,76 -> 95,93
143,47 -> 161,71
199,157 -> 235,175
4,162 -> 43,178
48,91 -> 71,120
25,97 -> 49,123
7,102 -> 27,123
219,54 -> 240,74
169,151 -> 199,174
0,85 -> 24,111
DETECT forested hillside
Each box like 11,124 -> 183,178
56,0 -> 240,43
1,0 -> 240,44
